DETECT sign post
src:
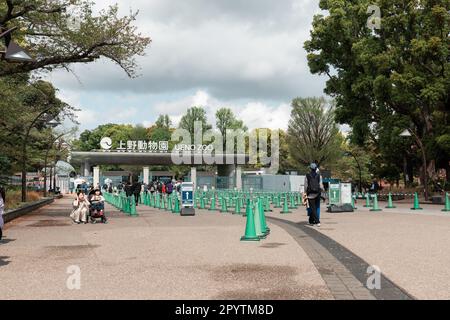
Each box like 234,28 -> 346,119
180,182 -> 195,216
327,180 -> 354,213
329,183 -> 341,206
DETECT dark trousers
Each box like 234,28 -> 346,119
134,193 -> 140,205
308,196 -> 321,224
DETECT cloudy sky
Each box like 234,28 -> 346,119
46,0 -> 328,133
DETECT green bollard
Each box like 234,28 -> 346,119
370,194 -> 382,212
240,199 -> 260,241
411,192 -> 423,210
385,193 -> 396,209
442,193 -> 450,212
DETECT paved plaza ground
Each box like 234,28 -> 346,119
1,196 -> 449,300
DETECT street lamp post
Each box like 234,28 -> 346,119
43,133 -> 67,198
0,26 -> 34,62
21,111 -> 60,202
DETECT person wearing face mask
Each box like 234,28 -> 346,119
304,163 -> 323,227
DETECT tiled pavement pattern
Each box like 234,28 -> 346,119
267,217 -> 414,300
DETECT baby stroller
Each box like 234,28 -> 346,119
88,190 -> 107,224
89,202 -> 107,224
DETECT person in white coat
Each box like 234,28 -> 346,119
71,192 -> 90,224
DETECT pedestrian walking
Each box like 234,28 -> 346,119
304,163 -> 323,227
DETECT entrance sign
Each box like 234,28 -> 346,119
100,137 -> 169,153
329,183 -> 341,205
180,182 -> 195,216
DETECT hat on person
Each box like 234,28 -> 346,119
310,163 -> 318,170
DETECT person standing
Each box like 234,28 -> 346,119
166,181 -> 173,195
304,163 -> 323,227
0,186 -> 5,240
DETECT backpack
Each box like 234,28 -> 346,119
306,173 -> 320,194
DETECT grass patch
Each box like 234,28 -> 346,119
4,190 -> 44,211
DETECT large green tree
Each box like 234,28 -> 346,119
178,106 -> 212,142
287,97 -> 344,169
304,0 -> 450,193
0,75 -> 77,200
0,0 -> 150,77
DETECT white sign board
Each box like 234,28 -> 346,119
340,183 -> 352,205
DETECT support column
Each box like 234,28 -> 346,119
143,167 -> 150,185
93,166 -> 100,189
83,161 -> 90,177
191,167 -> 197,188
236,165 -> 242,190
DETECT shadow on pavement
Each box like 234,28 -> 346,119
0,256 -> 11,267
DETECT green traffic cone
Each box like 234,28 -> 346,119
220,197 -> 228,213
364,193 -> 371,207
233,197 -> 241,214
209,195 -> 217,211
167,195 -> 173,212
173,195 -> 181,214
130,196 -> 138,216
253,199 -> 266,239
411,192 -> 423,210
200,196 -> 206,209
155,194 -> 160,208
241,199 -> 260,241
370,194 -> 382,212
274,194 -> 282,208
281,194 -> 292,214
160,195 -> 166,210
264,197 -> 272,212
124,196 -> 130,215
385,193 -> 396,209
258,198 -> 270,234
442,193 -> 450,212
352,195 -> 358,210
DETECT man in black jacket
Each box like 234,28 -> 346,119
304,163 -> 323,227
